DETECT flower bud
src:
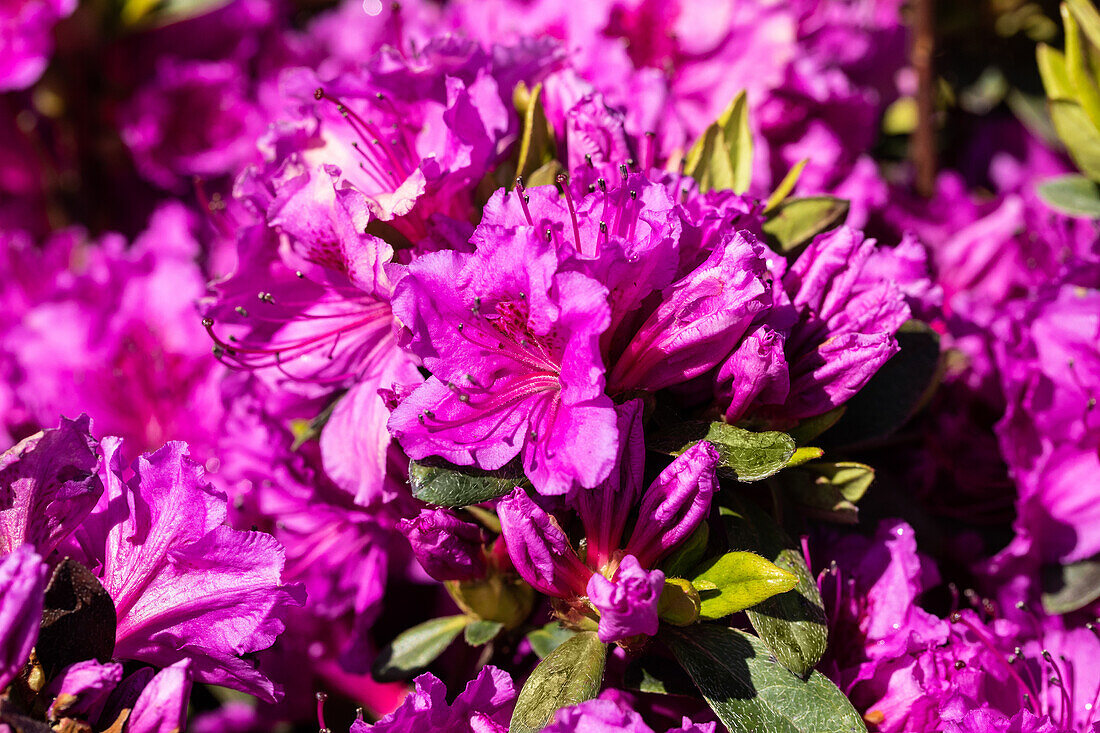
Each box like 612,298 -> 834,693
586,555 -> 664,643
656,578 -> 701,627
399,508 -> 488,582
623,441 -> 719,568
445,575 -> 535,630
497,488 -> 591,598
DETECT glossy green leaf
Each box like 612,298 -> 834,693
1041,553 -> 1100,614
664,625 -> 866,733
526,622 -> 577,660
762,196 -> 849,255
765,159 -> 808,212
464,619 -> 505,646
510,631 -> 607,733
657,578 -> 702,626
372,615 -> 469,682
684,91 -> 753,194
721,500 -> 828,676
824,320 -> 942,446
1037,174 -> 1100,217
408,457 -> 527,507
652,421 -> 796,482
692,552 -> 798,620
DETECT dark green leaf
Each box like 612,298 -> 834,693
623,654 -> 698,697
651,422 -> 796,482
721,500 -> 828,677
762,197 -> 849,255
692,552 -> 798,620
525,622 -> 577,660
1037,174 -> 1100,217
37,558 -> 117,679
825,320 -> 942,446
510,631 -> 607,733
783,462 -> 874,525
464,619 -> 505,646
684,92 -> 753,194
664,625 -> 866,733
789,406 -> 846,446
372,615 -> 469,682
1041,554 -> 1100,614
408,457 -> 528,507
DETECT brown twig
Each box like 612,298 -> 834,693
912,0 -> 937,198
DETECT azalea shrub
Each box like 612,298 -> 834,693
2,0 -> 1100,732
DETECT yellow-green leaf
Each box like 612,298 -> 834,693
372,615 -> 469,682
684,91 -> 753,194
692,551 -> 798,620
1063,5 -> 1100,129
762,196 -> 849,255
764,159 -> 807,213
1051,98 -> 1100,180
513,82 -> 558,184
1038,44 -> 1075,100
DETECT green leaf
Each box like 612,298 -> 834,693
721,500 -> 828,677
692,552 -> 798,620
408,457 -> 527,507
659,522 -> 710,578
664,625 -> 866,733
510,631 -> 607,733
526,622 -> 577,660
1051,97 -> 1100,181
788,406 -> 846,445
824,320 -> 941,446
652,422 -> 796,482
372,615 -> 469,682
657,578 -> 702,626
1063,5 -> 1100,129
786,446 -> 824,467
37,559 -> 117,679
765,159 -> 808,213
1041,554 -> 1100,614
513,83 -> 558,183
464,619 -> 505,646
762,196 -> 849,255
1037,174 -> 1100,217
623,654 -> 698,696
684,91 -> 753,194
1069,0 -> 1100,52
783,462 -> 874,525
1039,44 -> 1075,100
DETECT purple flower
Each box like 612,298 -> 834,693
623,441 -> 719,568
0,544 -> 48,690
353,665 -> 515,732
0,415 -> 100,556
398,508 -> 487,582
587,555 -> 664,643
125,660 -> 193,733
0,0 -> 76,91
756,226 -> 912,423
388,224 -> 617,496
572,399 -> 646,570
70,437 -> 304,702
717,324 -> 790,423
3,205 -> 228,463
45,660 -> 124,721
544,697 -> 717,733
496,487 -> 591,598
121,57 -> 266,190
607,231 -> 771,393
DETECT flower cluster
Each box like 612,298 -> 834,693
2,0 -> 1100,731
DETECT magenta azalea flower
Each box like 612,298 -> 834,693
350,665 -> 515,732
